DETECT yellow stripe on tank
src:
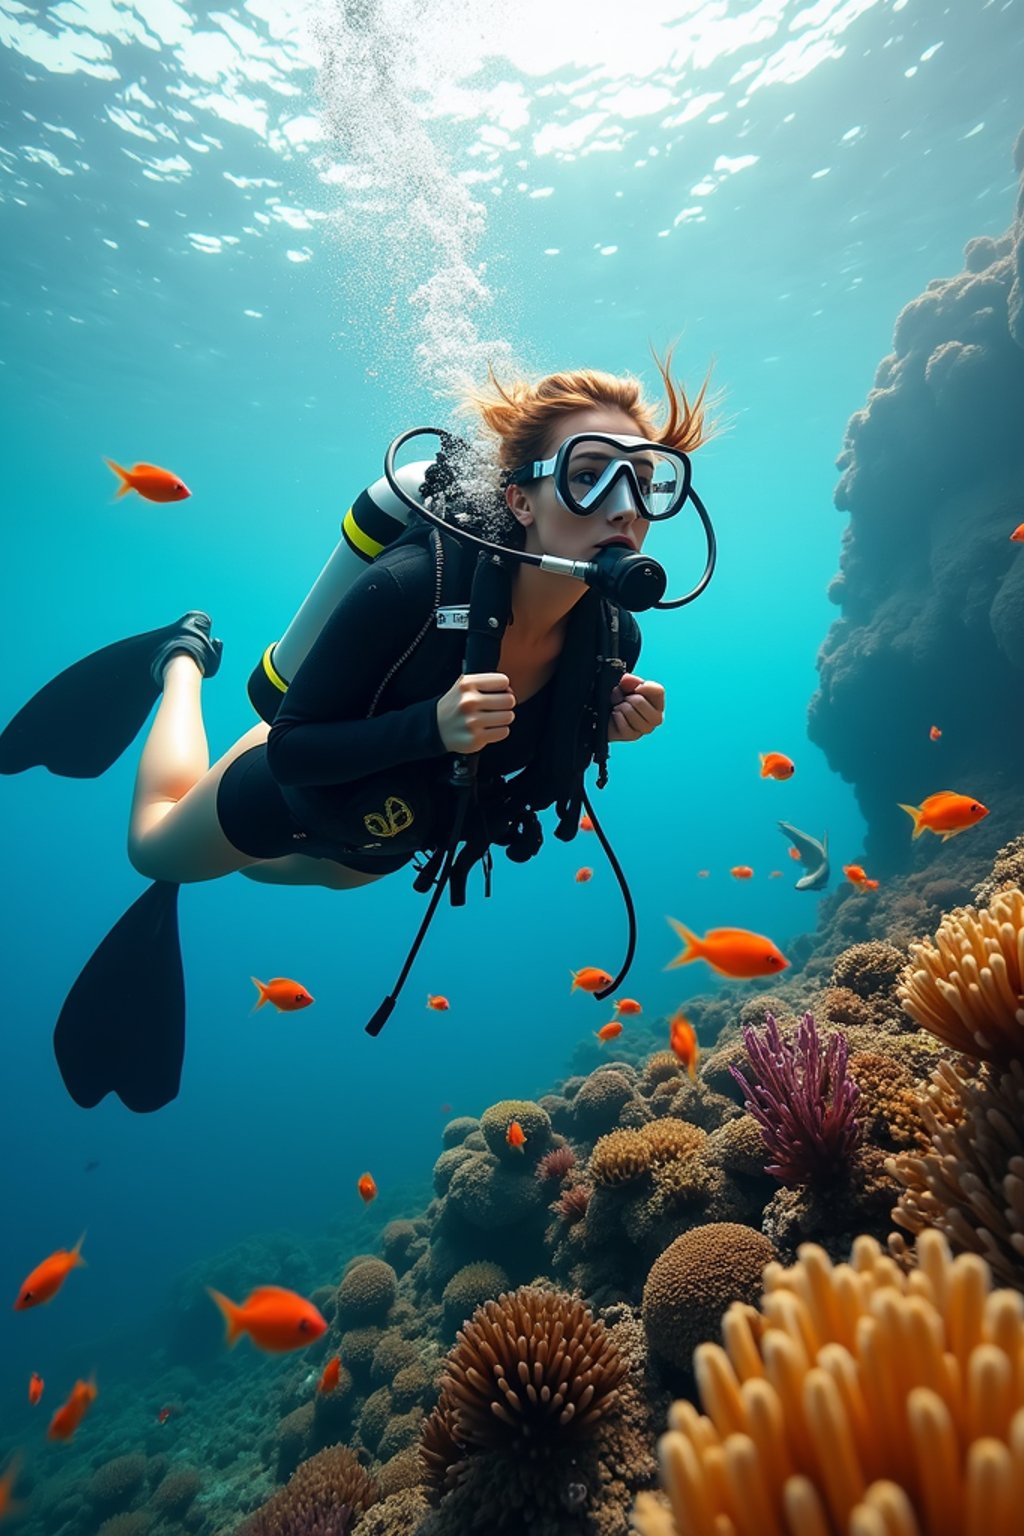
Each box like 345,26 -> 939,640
342,505 -> 386,560
262,643 -> 288,695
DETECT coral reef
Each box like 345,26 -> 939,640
632,1230 -> 1024,1536
641,1224 -> 777,1373
888,1056 -> 1024,1289
807,134 -> 1024,880
729,1012 -> 863,1185
897,887 -> 1024,1063
335,1260 -> 397,1328
238,1444 -> 378,1535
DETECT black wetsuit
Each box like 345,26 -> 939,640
217,530 -> 640,873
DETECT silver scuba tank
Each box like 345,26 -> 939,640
247,458 -> 434,724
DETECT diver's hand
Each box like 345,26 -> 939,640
607,673 -> 665,742
437,672 -> 517,754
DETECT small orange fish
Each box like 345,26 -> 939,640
207,1285 -> 327,1353
613,998 -> 642,1016
1010,523 -> 1024,542
843,864 -> 868,883
898,791 -> 989,842
427,994 -> 450,1011
668,1009 -> 700,1081
768,870 -> 783,879
157,1406 -> 176,1424
0,1454 -> 22,1521
104,458 -> 191,502
579,814 -> 595,832
570,967 -> 613,994
696,869 -> 710,878
575,867 -> 594,883
788,846 -> 802,861
730,866 -> 754,880
759,751 -> 795,780
506,1120 -> 527,1150
48,1378 -> 97,1442
14,1234 -> 86,1310
357,1173 -> 378,1204
319,1356 -> 342,1394
929,726 -> 942,741
250,977 -> 314,1013
595,1021 -> 623,1043
666,919 -> 789,979
28,1373 -> 43,1406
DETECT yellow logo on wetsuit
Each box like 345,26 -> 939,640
363,795 -> 414,840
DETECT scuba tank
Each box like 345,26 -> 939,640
247,458 -> 434,725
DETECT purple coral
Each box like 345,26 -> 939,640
728,1012 -> 862,1186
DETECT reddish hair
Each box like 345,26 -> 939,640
457,345 -> 717,474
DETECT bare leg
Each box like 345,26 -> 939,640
239,856 -> 391,890
127,655 -> 269,884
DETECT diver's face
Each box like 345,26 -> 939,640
505,405 -> 653,562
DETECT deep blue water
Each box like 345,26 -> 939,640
0,0 -> 1021,1455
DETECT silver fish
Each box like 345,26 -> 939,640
778,820 -> 830,891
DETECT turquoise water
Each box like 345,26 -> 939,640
0,0 -> 1021,1509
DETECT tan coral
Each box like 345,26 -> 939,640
897,888 -> 1024,1064
632,1229 -> 1024,1536
831,940 -> 908,998
590,1127 -> 651,1185
848,1051 -> 930,1151
887,1056 -> 1024,1290
640,1118 -> 707,1165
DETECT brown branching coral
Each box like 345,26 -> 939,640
632,1230 -> 1024,1536
419,1398 -> 468,1500
551,1183 -> 591,1223
238,1444 -> 378,1535
441,1287 -> 627,1453
887,1056 -> 1024,1290
897,888 -> 1024,1063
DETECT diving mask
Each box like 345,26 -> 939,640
507,433 -> 691,521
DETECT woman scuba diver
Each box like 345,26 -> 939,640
0,354 -> 716,1112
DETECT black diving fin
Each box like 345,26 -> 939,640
54,881 -> 186,1113
0,612 -> 222,779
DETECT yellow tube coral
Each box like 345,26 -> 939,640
897,889 -> 1024,1064
631,1230 -> 1024,1536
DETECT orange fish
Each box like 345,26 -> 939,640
730,865 -> 754,880
897,791 -> 989,842
570,967 -> 613,994
759,752 -> 795,780
48,1378 -> 97,1442
14,1234 -> 86,1310
157,1406 -> 176,1424
0,1454 -> 22,1521
104,458 -> 190,503
575,867 -> 593,883
506,1120 -> 527,1150
863,878 -> 879,890
768,870 -> 783,879
843,864 -> 868,883
318,1356 -> 342,1394
788,846 -> 802,861
207,1285 -> 327,1353
579,814 -> 595,832
612,998 -> 642,1016
696,869 -> 710,878
929,726 -> 942,741
668,1010 -> 700,1081
28,1373 -> 43,1406
595,1021 -> 623,1042
1010,523 -> 1024,542
357,1173 -> 378,1204
666,919 -> 789,979
250,977 -> 314,1013
427,994 -> 450,1011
